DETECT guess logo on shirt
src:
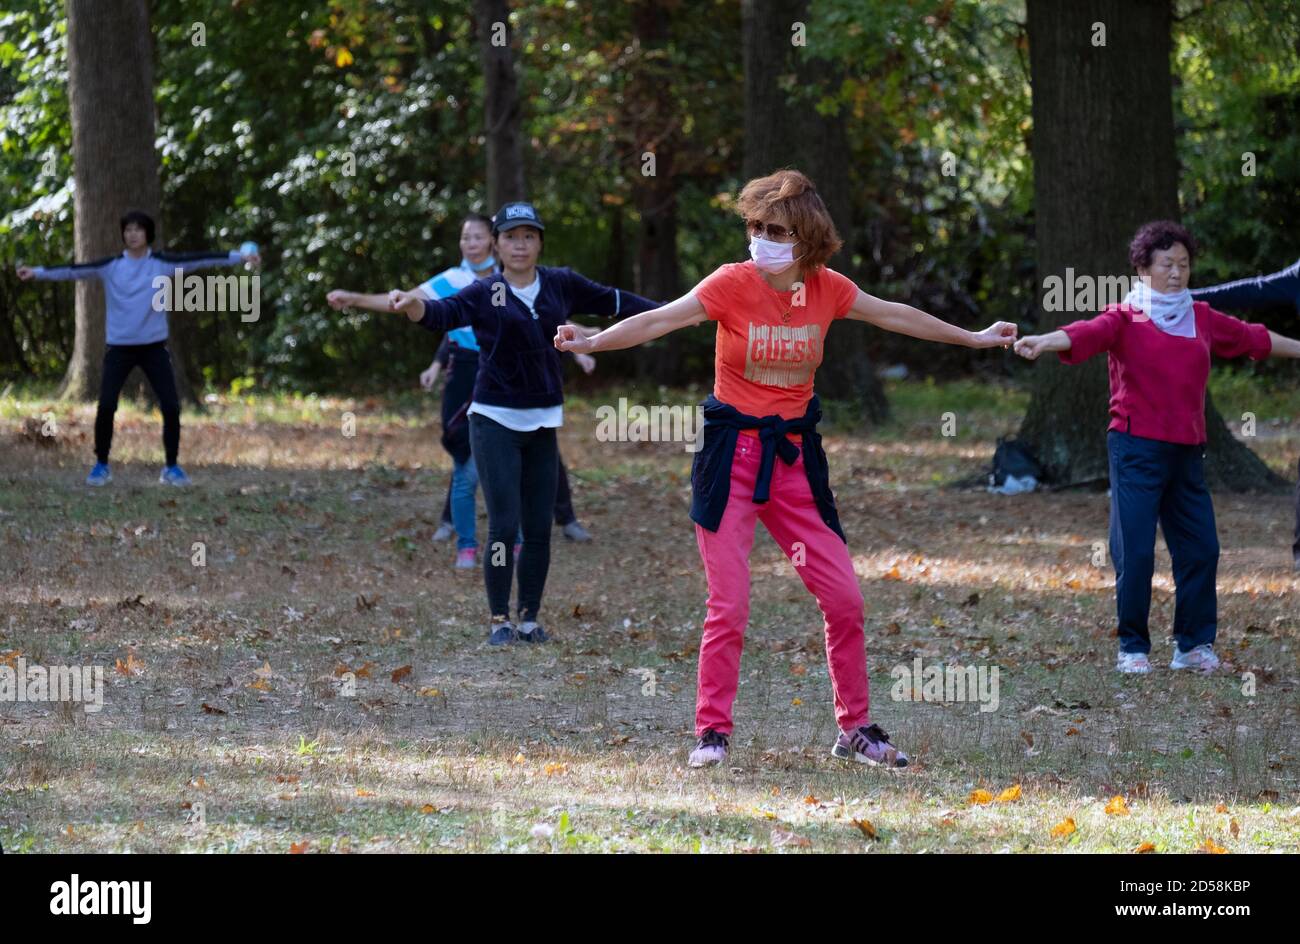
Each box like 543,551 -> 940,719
744,322 -> 823,388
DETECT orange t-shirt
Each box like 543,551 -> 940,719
692,260 -> 858,422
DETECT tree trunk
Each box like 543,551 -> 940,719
474,0 -> 527,210
1019,0 -> 1279,489
740,0 -> 888,424
628,0 -> 684,383
59,0 -> 167,402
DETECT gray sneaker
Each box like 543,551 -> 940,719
1170,643 -> 1220,673
1116,651 -> 1153,674
431,522 -> 454,543
562,521 -> 592,542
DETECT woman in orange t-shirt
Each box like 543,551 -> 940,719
556,169 -> 1016,768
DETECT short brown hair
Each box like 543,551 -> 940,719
1129,220 -> 1197,270
735,169 -> 842,272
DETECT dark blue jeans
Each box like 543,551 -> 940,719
1108,431 -> 1219,654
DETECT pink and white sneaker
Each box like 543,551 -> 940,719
1170,643 -> 1220,673
455,548 -> 477,569
688,729 -> 729,768
832,723 -> 909,767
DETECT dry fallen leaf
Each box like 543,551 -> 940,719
771,829 -> 812,848
851,818 -> 879,840
997,785 -> 1022,803
1198,838 -> 1228,855
969,789 -> 994,805
1105,795 -> 1130,816
391,665 -> 412,683
289,841 -> 309,854
1051,817 -> 1077,838
1135,842 -> 1156,854
114,650 -> 145,676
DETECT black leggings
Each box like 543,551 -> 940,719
440,452 -> 576,526
95,342 -> 181,466
469,413 -> 558,622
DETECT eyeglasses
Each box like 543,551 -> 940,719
745,218 -> 798,241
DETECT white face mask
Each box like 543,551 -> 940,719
748,235 -> 799,274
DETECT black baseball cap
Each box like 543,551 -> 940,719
492,202 -> 545,234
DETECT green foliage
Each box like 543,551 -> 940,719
1,0 -> 1297,390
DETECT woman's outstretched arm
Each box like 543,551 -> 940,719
1267,331 -> 1300,358
555,292 -> 706,354
327,285 -> 430,313
1014,330 -> 1073,360
846,289 -> 1017,348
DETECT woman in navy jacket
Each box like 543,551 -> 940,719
389,202 -> 658,645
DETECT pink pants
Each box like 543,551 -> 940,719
693,433 -> 870,737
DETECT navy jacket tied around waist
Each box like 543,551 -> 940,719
689,394 -> 845,543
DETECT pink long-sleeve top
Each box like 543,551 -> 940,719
1058,301 -> 1271,445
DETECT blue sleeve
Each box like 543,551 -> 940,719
153,249 -> 244,273
1191,260 -> 1300,311
560,268 -> 662,319
419,278 -> 483,333
32,256 -> 114,281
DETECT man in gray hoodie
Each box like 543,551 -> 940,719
18,210 -> 258,486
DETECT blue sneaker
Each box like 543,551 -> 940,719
159,465 -> 192,487
516,621 -> 549,644
488,619 -> 517,646
85,463 -> 112,487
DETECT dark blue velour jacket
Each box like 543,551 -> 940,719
1192,259 -> 1300,312
690,393 -> 845,542
418,266 -> 659,409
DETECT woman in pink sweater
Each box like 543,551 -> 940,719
1016,221 -> 1300,675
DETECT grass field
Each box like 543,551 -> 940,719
1,374 -> 1297,853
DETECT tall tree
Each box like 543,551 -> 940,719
621,0 -> 684,381
628,0 -> 681,306
474,0 -> 527,209
1018,0 -> 1278,489
59,0 -> 189,401
741,0 -> 888,422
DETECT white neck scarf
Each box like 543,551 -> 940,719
1123,280 -> 1196,338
